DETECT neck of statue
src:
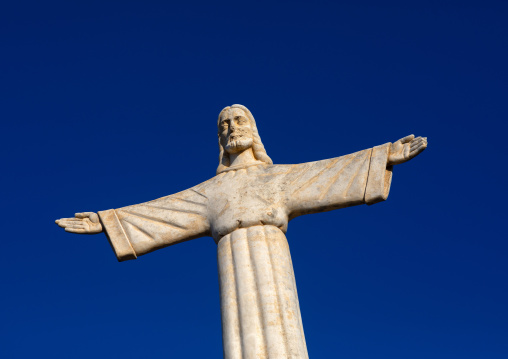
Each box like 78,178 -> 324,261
228,147 -> 260,169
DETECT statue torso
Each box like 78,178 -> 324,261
198,164 -> 290,242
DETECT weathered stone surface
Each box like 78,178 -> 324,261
55,104 -> 427,358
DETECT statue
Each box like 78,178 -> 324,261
56,104 -> 427,358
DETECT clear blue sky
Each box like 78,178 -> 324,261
1,1 -> 507,358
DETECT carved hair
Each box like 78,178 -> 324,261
217,104 -> 273,174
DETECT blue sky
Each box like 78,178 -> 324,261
1,1 -> 507,358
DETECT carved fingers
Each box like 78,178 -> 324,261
55,218 -> 81,227
408,136 -> 428,159
55,213 -> 103,234
55,218 -> 86,233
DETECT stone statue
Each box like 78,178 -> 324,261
56,104 -> 427,358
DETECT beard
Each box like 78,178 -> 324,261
225,135 -> 253,154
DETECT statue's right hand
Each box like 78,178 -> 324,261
55,212 -> 103,234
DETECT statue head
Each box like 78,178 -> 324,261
217,104 -> 272,174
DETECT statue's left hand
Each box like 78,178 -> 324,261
388,134 -> 427,166
55,212 -> 103,234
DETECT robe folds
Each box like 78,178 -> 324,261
98,143 -> 393,358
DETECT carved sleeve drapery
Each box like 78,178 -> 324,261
98,187 -> 210,261
284,143 -> 393,219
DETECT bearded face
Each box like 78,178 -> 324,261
220,108 -> 254,154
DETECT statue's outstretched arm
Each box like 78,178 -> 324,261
55,212 -> 103,234
388,135 -> 427,166
284,135 -> 428,218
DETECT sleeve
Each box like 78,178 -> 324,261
284,143 -> 393,219
97,186 -> 210,262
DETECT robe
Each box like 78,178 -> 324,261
98,143 -> 393,359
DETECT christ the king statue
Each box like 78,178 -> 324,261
56,104 -> 427,359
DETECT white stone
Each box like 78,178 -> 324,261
56,104 -> 427,358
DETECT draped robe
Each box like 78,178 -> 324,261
98,143 -> 393,359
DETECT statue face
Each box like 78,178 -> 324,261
220,108 -> 254,154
